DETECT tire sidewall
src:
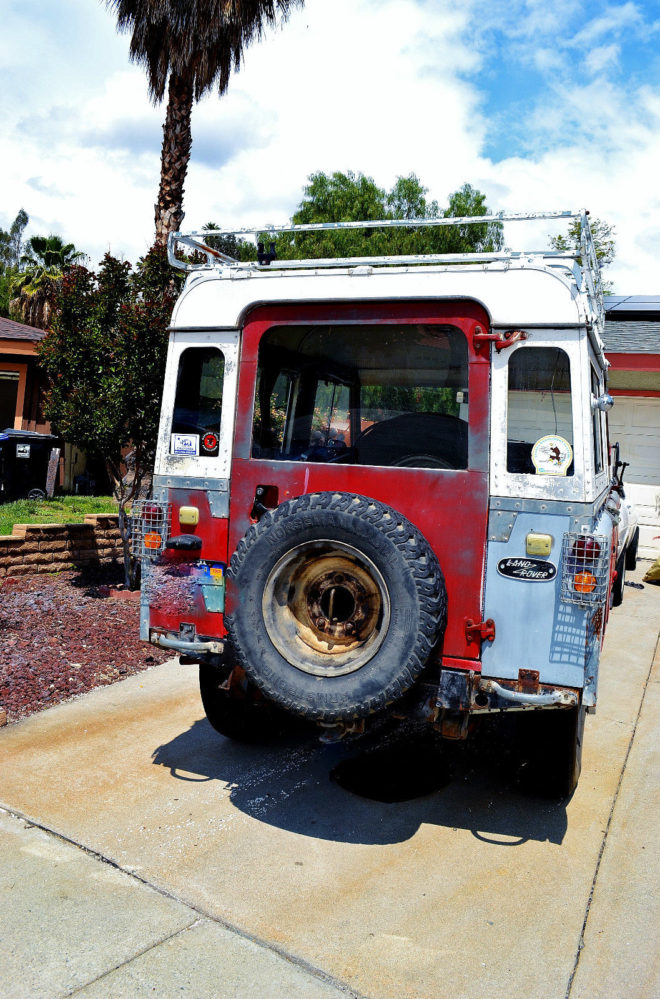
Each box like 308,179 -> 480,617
226,494 -> 444,722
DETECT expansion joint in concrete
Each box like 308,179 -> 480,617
565,627 -> 660,998
63,921 -> 202,998
0,805 -> 367,999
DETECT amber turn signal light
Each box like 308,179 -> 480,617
144,532 -> 162,549
574,571 -> 597,594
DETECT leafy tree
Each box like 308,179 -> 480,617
201,221 -> 257,261
38,246 -> 182,586
0,209 -> 29,318
10,234 -> 85,328
269,172 -> 503,259
0,209 -> 29,270
107,0 -> 303,245
548,216 -> 616,291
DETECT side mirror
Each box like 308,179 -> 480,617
591,393 -> 614,412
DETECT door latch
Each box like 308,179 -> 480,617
473,327 -> 528,355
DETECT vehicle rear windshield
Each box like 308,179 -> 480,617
507,346 -> 574,476
252,324 -> 469,470
170,347 -> 224,458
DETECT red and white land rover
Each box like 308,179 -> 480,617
133,211 -> 637,796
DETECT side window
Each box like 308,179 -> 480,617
170,347 -> 224,457
591,366 -> 604,474
253,368 -> 297,456
507,347 -> 574,476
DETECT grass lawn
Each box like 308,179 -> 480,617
0,495 -> 118,536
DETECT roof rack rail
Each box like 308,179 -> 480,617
167,209 -> 603,319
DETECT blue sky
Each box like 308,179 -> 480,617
1,0 -> 660,290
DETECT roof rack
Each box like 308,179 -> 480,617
168,209 -> 603,320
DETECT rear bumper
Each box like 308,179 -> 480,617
478,678 -> 578,708
150,633 -> 225,656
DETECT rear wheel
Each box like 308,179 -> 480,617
199,661 -> 290,743
625,527 -> 639,571
612,551 -> 626,607
516,705 -> 586,798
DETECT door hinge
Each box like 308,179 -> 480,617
465,617 -> 496,646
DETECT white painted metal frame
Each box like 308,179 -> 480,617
154,329 -> 240,481
490,331 -> 590,503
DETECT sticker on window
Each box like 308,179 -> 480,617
202,432 -> 218,453
531,435 -> 573,476
171,433 -> 199,456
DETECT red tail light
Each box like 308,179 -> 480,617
572,537 -> 601,561
142,503 -> 163,525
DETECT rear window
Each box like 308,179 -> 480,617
252,324 -> 469,470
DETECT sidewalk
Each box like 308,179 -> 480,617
0,808 -> 352,998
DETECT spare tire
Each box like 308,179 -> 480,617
225,492 -> 446,723
356,413 -> 467,469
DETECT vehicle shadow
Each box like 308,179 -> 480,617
152,712 -> 569,847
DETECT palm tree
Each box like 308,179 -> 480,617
107,1 -> 303,245
10,235 -> 85,328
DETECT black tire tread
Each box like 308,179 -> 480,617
199,660 -> 288,743
625,527 -> 639,571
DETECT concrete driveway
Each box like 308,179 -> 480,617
1,564 -> 659,999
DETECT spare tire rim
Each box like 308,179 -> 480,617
263,540 -> 391,677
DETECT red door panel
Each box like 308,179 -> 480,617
229,300 -> 490,662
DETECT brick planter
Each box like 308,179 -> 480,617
0,515 -> 123,578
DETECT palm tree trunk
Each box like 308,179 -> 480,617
155,73 -> 194,246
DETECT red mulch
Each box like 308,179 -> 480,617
0,566 -> 171,722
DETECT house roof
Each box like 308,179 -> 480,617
602,296 -> 660,355
602,320 -> 660,354
0,317 -> 46,342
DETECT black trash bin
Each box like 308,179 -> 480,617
0,429 -> 59,501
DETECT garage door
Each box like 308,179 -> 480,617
609,396 -> 660,556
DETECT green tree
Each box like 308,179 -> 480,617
10,234 -> 85,328
269,172 -> 503,259
202,221 -> 257,261
0,208 -> 29,270
549,216 -> 616,291
0,209 -> 29,318
107,0 -> 303,245
38,246 -> 182,586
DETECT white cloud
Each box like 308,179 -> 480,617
1,0 -> 659,291
181,0 -> 487,231
571,2 -> 643,46
584,43 -> 621,76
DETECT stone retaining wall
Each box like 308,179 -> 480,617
0,515 -> 123,578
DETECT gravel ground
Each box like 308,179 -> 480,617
0,567 -> 171,722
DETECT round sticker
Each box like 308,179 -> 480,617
202,433 -> 218,452
531,435 -> 573,476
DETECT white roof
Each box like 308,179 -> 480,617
171,259 -> 591,331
